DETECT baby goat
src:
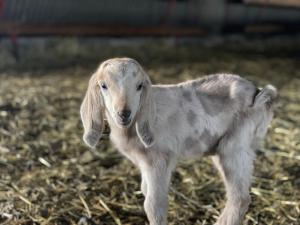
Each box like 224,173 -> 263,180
80,58 -> 277,225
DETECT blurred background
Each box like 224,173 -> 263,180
0,0 -> 299,224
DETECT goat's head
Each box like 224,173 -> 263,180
80,58 -> 155,148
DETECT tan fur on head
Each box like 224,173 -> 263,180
80,58 -> 155,148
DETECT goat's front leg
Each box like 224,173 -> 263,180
141,172 -> 147,196
141,154 -> 175,225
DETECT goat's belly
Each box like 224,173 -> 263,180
180,141 -> 209,159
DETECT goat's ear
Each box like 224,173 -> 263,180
136,120 -> 155,148
135,75 -> 156,148
80,73 -> 104,148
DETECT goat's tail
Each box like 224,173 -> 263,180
251,84 -> 277,140
253,85 -> 277,109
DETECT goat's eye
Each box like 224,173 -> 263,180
101,83 -> 108,90
136,83 -> 143,91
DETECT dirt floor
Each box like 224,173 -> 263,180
0,37 -> 299,225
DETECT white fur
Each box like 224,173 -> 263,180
80,58 -> 277,225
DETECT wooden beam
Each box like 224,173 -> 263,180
244,0 -> 300,8
0,23 -> 207,37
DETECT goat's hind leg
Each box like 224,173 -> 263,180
212,144 -> 254,225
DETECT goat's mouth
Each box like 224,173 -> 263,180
117,118 -> 132,127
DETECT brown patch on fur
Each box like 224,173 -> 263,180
195,91 -> 230,116
168,112 -> 178,124
187,110 -> 197,126
182,90 -> 192,102
121,62 -> 127,76
184,137 -> 198,149
178,100 -> 183,107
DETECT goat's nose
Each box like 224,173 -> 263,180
118,110 -> 131,120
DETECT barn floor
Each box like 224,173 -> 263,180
0,37 -> 299,225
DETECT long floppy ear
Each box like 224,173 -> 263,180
80,72 -> 104,148
135,68 -> 156,148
